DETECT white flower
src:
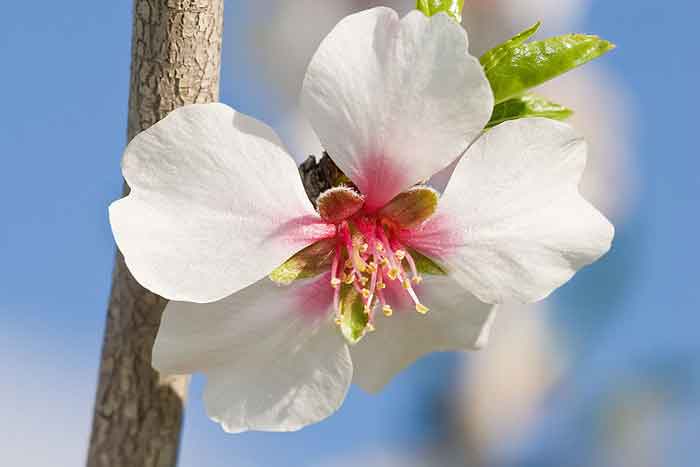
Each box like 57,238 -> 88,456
109,8 -> 613,433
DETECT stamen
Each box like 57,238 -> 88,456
394,249 -> 406,261
402,248 -> 422,284
330,244 -> 341,288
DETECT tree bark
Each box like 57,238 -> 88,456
87,1 -> 223,466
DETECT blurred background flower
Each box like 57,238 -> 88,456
0,1 -> 696,466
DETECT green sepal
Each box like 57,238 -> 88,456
339,286 -> 370,344
269,238 -> 336,285
416,0 -> 464,23
481,25 -> 615,104
407,248 -> 447,276
486,94 -> 573,128
379,186 -> 439,229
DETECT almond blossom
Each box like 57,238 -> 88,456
109,7 -> 613,433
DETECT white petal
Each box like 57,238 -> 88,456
350,275 -> 496,393
433,118 -> 615,304
153,276 -> 352,433
109,103 -> 332,303
301,8 -> 493,210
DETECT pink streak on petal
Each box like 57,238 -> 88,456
398,213 -> 462,259
266,215 -> 336,247
354,155 -> 408,212
291,272 -> 335,321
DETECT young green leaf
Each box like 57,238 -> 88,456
486,94 -> 573,128
482,30 -> 615,104
416,0 -> 464,23
480,22 -> 541,73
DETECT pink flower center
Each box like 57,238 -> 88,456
329,215 -> 429,325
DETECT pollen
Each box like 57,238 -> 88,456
387,268 -> 399,280
415,303 -> 429,314
382,305 -> 393,317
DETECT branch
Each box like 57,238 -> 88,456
88,3 -> 339,465
87,1 -> 223,466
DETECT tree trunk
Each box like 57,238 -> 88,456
87,1 -> 223,466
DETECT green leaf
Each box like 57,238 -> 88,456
486,94 -> 573,128
339,286 -> 370,344
480,22 -> 541,73
269,238 -> 336,285
416,0 -> 464,23
481,27 -> 615,104
406,249 -> 447,276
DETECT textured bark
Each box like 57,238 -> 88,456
87,1 -> 223,466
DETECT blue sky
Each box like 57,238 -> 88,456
0,1 -> 698,466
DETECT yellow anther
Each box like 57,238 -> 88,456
360,243 -> 369,253
334,317 -> 342,325
402,278 -> 411,289
361,288 -> 370,299
343,273 -> 355,284
412,275 -> 423,285
367,322 -> 376,332
367,261 -> 378,273
376,243 -> 384,252
330,277 -> 341,288
379,257 -> 390,267
387,268 -> 399,280
382,305 -> 393,317
378,282 -> 387,290
395,249 -> 406,261
359,275 -> 369,286
415,303 -> 429,314
345,258 -> 353,269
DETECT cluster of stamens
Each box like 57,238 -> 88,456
330,217 -> 428,330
